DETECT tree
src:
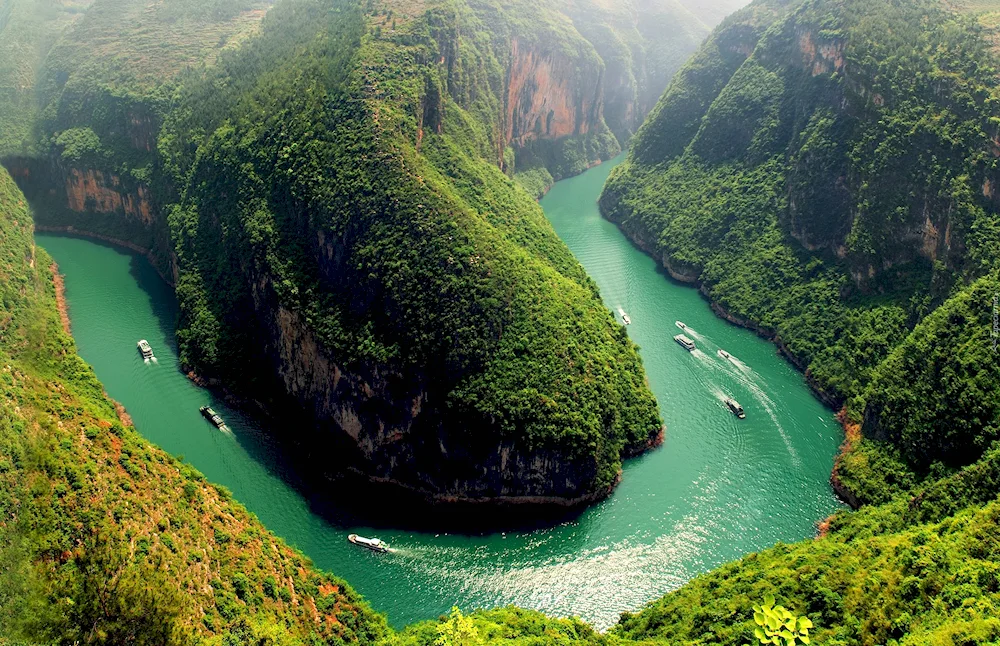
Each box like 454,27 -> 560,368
749,594 -> 813,646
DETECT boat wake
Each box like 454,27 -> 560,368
150,356 -> 158,364
722,363 -> 800,467
708,385 -> 730,404
143,358 -> 150,365
727,354 -> 753,376
695,343 -> 801,467
677,322 -> 705,341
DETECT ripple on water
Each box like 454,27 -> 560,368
35,156 -> 843,630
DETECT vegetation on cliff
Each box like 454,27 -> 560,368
601,0 -> 1000,502
0,0 -> 750,502
11,0 -> 1000,644
157,0 -> 662,500
0,167 -> 387,644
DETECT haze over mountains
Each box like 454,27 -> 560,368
3,0 -> 1000,643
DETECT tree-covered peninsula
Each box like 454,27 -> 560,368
7,0 -> 1000,643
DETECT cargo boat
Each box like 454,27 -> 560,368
199,406 -> 231,433
725,398 -> 746,419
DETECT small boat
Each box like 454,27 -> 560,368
137,339 -> 154,360
199,406 -> 230,433
718,349 -> 732,360
348,534 -> 389,553
618,308 -> 631,325
725,398 -> 746,419
674,334 -> 696,351
675,321 -> 688,331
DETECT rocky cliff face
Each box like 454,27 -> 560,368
255,276 -> 615,504
6,0 -> 697,507
4,155 -> 174,278
504,37 -> 604,147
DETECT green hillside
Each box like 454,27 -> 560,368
159,0 -> 662,501
0,0 -> 92,157
9,0 -> 1000,644
601,0 -> 1000,504
0,167 -> 388,644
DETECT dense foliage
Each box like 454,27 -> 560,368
156,0 -> 663,498
601,0 -> 1000,502
0,167 -> 388,644
11,0 -> 1000,644
0,0 -> 92,157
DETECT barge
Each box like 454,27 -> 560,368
199,406 -> 231,433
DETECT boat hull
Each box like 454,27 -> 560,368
673,334 -> 695,351
348,533 -> 389,553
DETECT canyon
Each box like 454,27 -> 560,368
0,0 -> 746,504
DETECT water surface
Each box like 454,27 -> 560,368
36,154 -> 842,629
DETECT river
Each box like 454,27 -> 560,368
35,153 -> 843,630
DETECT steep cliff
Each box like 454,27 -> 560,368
488,0 -> 753,191
600,0 -> 1000,504
0,0 -> 753,506
0,166 -> 388,644
157,0 -> 662,504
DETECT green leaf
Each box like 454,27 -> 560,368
755,627 -> 766,642
764,593 -> 775,608
798,618 -> 814,630
755,612 -> 765,626
800,636 -> 810,644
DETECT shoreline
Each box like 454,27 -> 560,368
34,224 -> 175,287
602,208 -> 858,510
49,263 -> 71,335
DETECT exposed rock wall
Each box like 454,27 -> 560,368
504,37 -> 604,147
4,156 -> 174,279
242,255 -> 638,507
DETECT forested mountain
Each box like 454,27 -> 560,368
8,0 -> 1000,643
0,0 -> 758,506
0,166 -> 388,643
601,0 -> 1000,506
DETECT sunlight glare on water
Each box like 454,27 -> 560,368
36,154 -> 842,629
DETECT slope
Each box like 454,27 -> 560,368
0,167 -> 388,644
159,0 -> 663,504
600,0 -> 1000,505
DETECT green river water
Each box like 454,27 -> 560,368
35,154 -> 843,630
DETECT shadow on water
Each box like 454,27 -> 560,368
63,234 -> 592,535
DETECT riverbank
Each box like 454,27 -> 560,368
49,262 -> 70,334
600,198 -> 855,508
34,224 -> 175,286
